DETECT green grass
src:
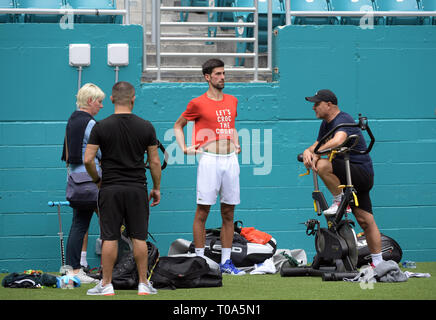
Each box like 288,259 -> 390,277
1,262 -> 435,301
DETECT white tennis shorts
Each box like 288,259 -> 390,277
196,152 -> 240,205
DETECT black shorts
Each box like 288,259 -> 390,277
332,159 -> 374,214
98,184 -> 150,241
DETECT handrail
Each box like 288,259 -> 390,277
160,52 -> 256,57
160,21 -> 256,27
160,37 -> 256,42
284,10 -> 436,25
160,6 -> 257,12
155,2 -> 258,82
285,10 -> 436,17
0,0 -> 131,24
0,8 -> 126,15
145,0 -> 272,82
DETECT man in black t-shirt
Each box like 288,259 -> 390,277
84,81 -> 161,296
302,89 -> 384,267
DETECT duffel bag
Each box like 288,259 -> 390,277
150,256 -> 222,290
356,233 -> 403,267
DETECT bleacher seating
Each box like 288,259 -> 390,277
66,0 -> 122,24
248,0 -> 285,50
375,0 -> 424,25
206,0 -> 227,41
233,0 -> 253,65
290,0 -> 334,25
16,0 -> 65,23
330,0 -> 376,25
1,0 -> 123,24
180,0 -> 219,39
233,0 -> 285,65
180,0 -> 209,22
217,0 -> 236,29
0,0 -> 15,23
420,0 -> 436,24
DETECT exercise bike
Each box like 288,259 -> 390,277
281,115 -> 375,281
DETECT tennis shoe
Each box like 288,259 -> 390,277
220,259 -> 246,275
86,280 -> 115,296
138,281 -> 158,295
68,268 -> 99,284
323,200 -> 351,216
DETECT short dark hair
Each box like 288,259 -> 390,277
202,58 -> 224,75
112,81 -> 135,105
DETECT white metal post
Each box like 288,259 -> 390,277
124,0 -> 130,25
151,0 -> 157,45
286,0 -> 291,25
156,0 -> 161,81
253,0 -> 259,82
142,0 -> 147,72
267,0 -> 272,71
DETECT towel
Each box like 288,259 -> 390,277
250,258 -> 277,275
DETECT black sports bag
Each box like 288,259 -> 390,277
150,256 -> 222,290
356,233 -> 403,267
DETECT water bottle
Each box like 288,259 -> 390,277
59,265 -> 73,275
58,275 -> 75,289
402,260 -> 416,269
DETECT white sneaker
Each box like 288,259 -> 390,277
323,200 -> 351,216
87,281 -> 115,296
68,268 -> 99,284
138,282 -> 158,295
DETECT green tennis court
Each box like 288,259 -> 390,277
1,262 -> 435,301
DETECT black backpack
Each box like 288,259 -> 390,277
111,240 -> 160,290
357,233 -> 403,267
150,256 -> 222,290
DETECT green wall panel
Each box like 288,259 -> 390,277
0,23 -> 435,272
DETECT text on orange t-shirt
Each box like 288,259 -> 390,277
182,93 -> 238,147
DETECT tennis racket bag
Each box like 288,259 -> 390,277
188,230 -> 277,268
356,233 -> 403,267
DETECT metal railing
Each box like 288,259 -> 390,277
143,0 -> 272,82
4,0 -> 434,83
285,10 -> 436,25
143,0 -> 435,83
284,0 -> 436,25
0,0 -> 131,24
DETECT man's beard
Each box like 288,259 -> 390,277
211,81 -> 225,90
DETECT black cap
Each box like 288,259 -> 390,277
305,89 -> 338,105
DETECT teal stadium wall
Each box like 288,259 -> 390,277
0,23 -> 435,272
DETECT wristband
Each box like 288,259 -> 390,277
93,177 -> 101,184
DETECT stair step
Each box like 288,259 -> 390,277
115,0 -> 271,82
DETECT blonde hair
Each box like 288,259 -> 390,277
76,83 -> 105,109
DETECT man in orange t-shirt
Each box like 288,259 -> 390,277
174,59 -> 245,275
